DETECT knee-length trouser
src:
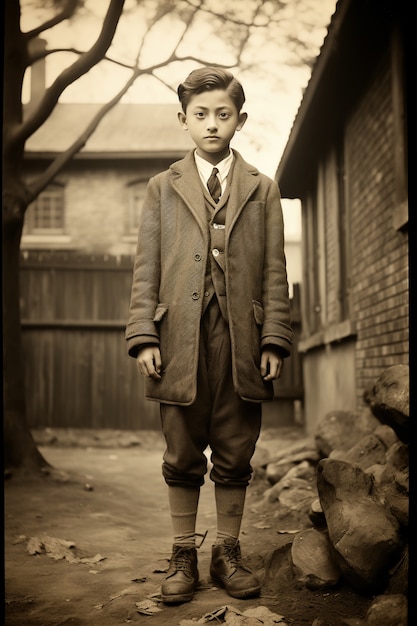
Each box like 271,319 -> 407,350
160,297 -> 262,488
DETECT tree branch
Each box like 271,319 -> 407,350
24,0 -> 80,40
13,0 -> 125,148
26,65 -> 141,202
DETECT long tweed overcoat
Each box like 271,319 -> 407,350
126,149 -> 293,405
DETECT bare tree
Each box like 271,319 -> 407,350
3,0 -> 332,473
3,0 -> 127,472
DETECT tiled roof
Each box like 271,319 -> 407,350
24,102 -> 194,156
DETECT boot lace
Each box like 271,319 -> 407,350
170,530 -> 208,572
222,541 -> 241,567
171,547 -> 194,572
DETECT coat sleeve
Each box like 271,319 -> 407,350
260,180 -> 293,357
125,176 -> 162,358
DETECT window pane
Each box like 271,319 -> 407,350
25,185 -> 65,234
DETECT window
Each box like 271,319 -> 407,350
24,182 -> 65,235
127,179 -> 147,235
300,137 -> 353,348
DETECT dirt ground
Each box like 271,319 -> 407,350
4,427 -> 373,626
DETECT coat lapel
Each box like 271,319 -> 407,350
170,151 -> 208,235
225,151 -> 260,237
169,149 -> 260,238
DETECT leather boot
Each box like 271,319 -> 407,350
161,545 -> 199,603
210,540 -> 261,598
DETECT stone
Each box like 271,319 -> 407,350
317,459 -> 402,592
373,424 -> 399,448
278,480 -> 318,512
265,460 -> 297,485
386,546 -> 408,595
329,433 -> 387,469
385,442 -> 409,472
308,498 -> 326,529
291,528 -> 342,590
315,409 -> 380,457
365,593 -> 407,625
363,364 -> 409,443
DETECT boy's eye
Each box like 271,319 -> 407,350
219,112 -> 230,119
195,112 -> 205,118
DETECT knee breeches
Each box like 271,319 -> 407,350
160,298 -> 262,488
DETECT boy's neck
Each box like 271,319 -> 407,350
196,147 -> 232,166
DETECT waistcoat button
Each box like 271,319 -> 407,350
194,253 -> 202,261
192,292 -> 199,300
212,248 -> 219,257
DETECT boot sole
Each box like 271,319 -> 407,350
210,573 -> 261,599
161,591 -> 195,603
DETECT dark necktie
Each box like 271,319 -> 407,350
207,167 -> 221,203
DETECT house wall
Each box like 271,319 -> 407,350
346,50 -> 409,405
22,158 -> 175,256
302,341 -> 357,434
300,44 -> 408,432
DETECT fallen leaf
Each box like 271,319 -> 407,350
26,535 -> 77,562
253,523 -> 272,529
26,535 -> 106,565
79,553 -> 106,565
202,605 -> 244,621
243,605 -> 288,624
135,599 -> 162,615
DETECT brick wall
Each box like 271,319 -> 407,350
23,157 -> 175,256
345,51 -> 409,403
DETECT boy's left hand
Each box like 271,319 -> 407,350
260,349 -> 284,381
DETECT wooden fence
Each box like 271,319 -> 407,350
20,251 -> 303,430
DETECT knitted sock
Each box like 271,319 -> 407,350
168,486 -> 200,547
214,484 -> 246,545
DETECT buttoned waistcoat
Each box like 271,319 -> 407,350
126,149 -> 293,405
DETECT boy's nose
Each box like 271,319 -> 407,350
206,117 -> 218,131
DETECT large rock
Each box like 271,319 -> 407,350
317,459 -> 403,592
315,409 -> 380,457
291,528 -> 342,590
363,364 -> 409,442
329,433 -> 387,469
364,593 -> 408,625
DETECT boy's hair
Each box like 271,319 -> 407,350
177,67 -> 246,113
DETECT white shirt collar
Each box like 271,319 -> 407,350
194,149 -> 234,194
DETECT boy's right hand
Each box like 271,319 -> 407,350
136,346 -> 162,380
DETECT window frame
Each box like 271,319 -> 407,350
23,181 -> 66,236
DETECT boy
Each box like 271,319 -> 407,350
126,67 -> 293,604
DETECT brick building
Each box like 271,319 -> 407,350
276,0 -> 410,432
22,101 -> 194,255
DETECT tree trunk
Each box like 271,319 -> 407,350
2,202 -> 49,472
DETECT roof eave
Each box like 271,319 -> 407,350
24,150 -> 190,160
276,0 -> 351,196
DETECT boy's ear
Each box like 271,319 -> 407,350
178,111 -> 188,129
236,111 -> 248,131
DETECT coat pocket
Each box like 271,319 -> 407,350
153,303 -> 169,322
252,300 -> 264,326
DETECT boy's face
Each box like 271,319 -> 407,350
178,89 -> 247,164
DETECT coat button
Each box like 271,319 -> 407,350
192,292 -> 199,300
194,253 -> 202,261
212,248 -> 219,257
